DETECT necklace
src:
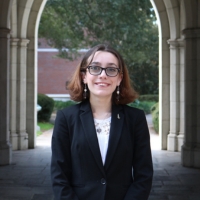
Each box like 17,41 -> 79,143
94,116 -> 111,135
93,112 -> 111,134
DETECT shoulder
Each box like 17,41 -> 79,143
60,102 -> 81,113
121,104 -> 145,116
54,103 -> 82,127
57,100 -> 90,119
119,104 -> 147,126
57,102 -> 81,118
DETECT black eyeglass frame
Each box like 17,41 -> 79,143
86,66 -> 121,77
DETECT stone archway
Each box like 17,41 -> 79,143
0,0 -> 47,165
152,0 -> 200,168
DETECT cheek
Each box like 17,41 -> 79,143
85,75 -> 95,85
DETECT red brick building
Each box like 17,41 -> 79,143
38,39 -> 85,100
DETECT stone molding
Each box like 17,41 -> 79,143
0,28 -> 10,38
18,39 -> 30,47
10,38 -> 19,46
167,38 -> 184,48
182,28 -> 200,39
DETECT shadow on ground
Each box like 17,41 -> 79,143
0,115 -> 200,200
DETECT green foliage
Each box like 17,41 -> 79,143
129,62 -> 158,94
151,102 -> 159,133
37,122 -> 54,136
39,0 -> 158,94
139,94 -> 158,102
38,122 -> 54,131
128,100 -> 156,114
37,130 -> 42,137
38,94 -> 55,122
54,100 -> 76,111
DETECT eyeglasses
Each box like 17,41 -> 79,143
87,66 -> 120,77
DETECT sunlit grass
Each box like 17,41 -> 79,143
37,122 -> 54,136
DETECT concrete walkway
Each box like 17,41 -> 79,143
0,115 -> 200,200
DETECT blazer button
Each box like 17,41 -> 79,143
101,178 -> 106,185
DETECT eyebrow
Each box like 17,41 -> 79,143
91,62 -> 118,67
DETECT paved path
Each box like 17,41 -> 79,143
0,115 -> 200,200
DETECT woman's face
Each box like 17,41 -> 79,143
83,51 -> 122,101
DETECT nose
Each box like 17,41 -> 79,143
99,68 -> 107,77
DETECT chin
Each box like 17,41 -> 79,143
92,92 -> 112,99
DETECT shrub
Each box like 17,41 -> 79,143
54,100 -> 76,111
128,100 -> 156,114
139,94 -> 158,102
151,102 -> 159,133
38,94 -> 54,122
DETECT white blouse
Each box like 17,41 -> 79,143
94,117 -> 111,165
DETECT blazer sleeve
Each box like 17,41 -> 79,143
124,110 -> 153,200
51,110 -> 79,200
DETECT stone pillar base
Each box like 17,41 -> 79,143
181,145 -> 200,168
0,142 -> 12,165
18,132 -> 28,150
10,133 -> 18,150
177,134 -> 184,152
167,132 -> 177,151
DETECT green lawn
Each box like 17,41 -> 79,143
37,122 -> 54,136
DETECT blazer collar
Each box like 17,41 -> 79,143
80,100 -> 105,175
79,100 -> 124,173
104,103 -> 124,171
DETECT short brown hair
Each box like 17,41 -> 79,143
67,44 -> 138,104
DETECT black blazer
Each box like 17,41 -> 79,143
51,100 -> 153,200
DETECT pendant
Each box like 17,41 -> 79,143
96,128 -> 102,133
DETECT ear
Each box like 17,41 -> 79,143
117,73 -> 123,86
81,72 -> 87,83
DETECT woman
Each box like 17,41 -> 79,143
51,44 -> 153,200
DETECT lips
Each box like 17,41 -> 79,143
95,82 -> 110,86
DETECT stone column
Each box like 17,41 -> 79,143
182,28 -> 200,168
197,29 -> 200,167
167,39 -> 181,151
0,28 -> 12,165
27,38 -> 37,149
16,39 -> 29,150
177,39 -> 185,152
10,38 -> 19,150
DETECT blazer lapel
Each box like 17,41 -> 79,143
79,101 -> 105,176
104,104 -> 124,171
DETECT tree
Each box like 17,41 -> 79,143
39,0 -> 158,95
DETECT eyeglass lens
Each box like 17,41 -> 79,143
88,66 -> 119,77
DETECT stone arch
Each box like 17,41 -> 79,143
26,0 -> 47,148
163,0 -> 180,39
17,0 -> 34,37
150,0 -> 170,150
9,0 -> 47,150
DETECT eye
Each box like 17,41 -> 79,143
91,66 -> 101,71
107,67 -> 117,72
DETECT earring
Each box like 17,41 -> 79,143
116,86 -> 120,101
83,83 -> 87,99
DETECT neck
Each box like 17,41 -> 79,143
89,96 -> 112,119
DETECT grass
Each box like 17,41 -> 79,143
37,122 -> 54,136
